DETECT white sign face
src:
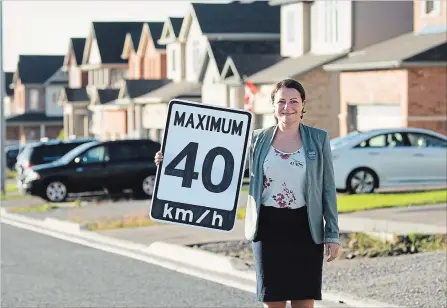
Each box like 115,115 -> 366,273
150,99 -> 252,232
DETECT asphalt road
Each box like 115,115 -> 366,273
1,224 -> 260,308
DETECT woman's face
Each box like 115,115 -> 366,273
273,87 -> 305,125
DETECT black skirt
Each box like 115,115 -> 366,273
252,205 -> 324,302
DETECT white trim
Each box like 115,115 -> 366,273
407,116 -> 447,121
421,0 -> 442,16
220,57 -> 241,81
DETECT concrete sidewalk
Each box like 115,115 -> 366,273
99,203 -> 447,246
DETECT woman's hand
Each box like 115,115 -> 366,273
154,151 -> 164,166
325,242 -> 340,262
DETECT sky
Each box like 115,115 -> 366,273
2,0 -> 226,72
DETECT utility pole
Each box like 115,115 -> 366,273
0,0 -> 6,195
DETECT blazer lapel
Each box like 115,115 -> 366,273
299,124 -> 310,203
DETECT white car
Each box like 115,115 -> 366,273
330,128 -> 447,194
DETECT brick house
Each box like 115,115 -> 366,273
240,0 -> 414,138
7,55 -> 67,145
117,21 -> 171,139
324,0 -> 447,136
132,15 -> 201,142
59,37 -> 91,138
81,22 -> 148,140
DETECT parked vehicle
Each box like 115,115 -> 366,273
5,145 -> 23,170
15,138 -> 96,191
330,128 -> 447,194
21,139 -> 161,202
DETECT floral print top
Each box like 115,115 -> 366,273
261,146 -> 307,209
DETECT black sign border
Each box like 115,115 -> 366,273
149,99 -> 252,231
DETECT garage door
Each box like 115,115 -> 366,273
355,104 -> 403,131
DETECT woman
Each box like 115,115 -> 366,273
154,79 -> 340,308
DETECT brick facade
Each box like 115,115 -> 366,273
128,51 -> 143,79
339,67 -> 447,136
143,39 -> 167,79
407,66 -> 447,135
298,68 -> 340,139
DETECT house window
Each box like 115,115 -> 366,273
52,92 -> 58,104
286,11 -> 295,43
422,0 -> 441,15
192,40 -> 200,73
324,0 -> 339,44
29,89 -> 39,110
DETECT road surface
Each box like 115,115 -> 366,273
1,223 -> 260,308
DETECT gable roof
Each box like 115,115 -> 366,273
221,54 -> 284,83
83,22 -> 148,65
179,1 -> 280,41
6,113 -> 63,124
324,31 -> 447,71
134,81 -> 201,104
4,72 -> 13,96
14,55 -> 64,85
247,53 -> 347,84
158,17 -> 184,45
119,79 -> 172,99
198,40 -> 281,81
60,87 -> 89,103
135,22 -> 166,56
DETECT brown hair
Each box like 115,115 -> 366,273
270,78 -> 306,119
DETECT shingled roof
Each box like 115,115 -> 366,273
14,55 -> 64,85
61,87 -> 89,103
199,40 -> 281,81
72,38 -> 86,65
120,79 -> 172,99
84,22 -> 149,65
157,17 -> 184,45
186,1 -> 280,37
324,31 -> 447,71
221,54 -> 284,82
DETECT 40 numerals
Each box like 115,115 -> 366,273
164,142 -> 235,193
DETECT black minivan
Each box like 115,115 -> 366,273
22,139 -> 161,202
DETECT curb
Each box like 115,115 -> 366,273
0,210 -> 404,308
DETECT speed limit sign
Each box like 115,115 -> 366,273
149,99 -> 252,231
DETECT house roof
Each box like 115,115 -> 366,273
72,38 -> 86,64
97,89 -> 120,104
221,54 -> 284,82
169,17 -> 183,38
62,87 -> 89,103
15,55 -> 64,85
6,113 -> 63,124
207,40 -> 281,74
247,52 -> 348,84
324,31 -> 447,71
191,1 -> 280,35
121,79 -> 172,99
86,22 -> 149,64
147,22 -> 166,50
134,81 -> 201,104
4,72 -> 13,96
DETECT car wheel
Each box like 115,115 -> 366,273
44,180 -> 68,202
142,175 -> 156,197
347,168 -> 377,194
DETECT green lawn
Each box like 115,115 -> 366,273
237,189 -> 447,219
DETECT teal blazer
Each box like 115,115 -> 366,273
244,124 -> 339,244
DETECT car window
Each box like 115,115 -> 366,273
79,146 -> 107,164
358,134 -> 386,148
407,133 -> 447,148
108,141 -> 161,162
6,149 -> 19,158
357,133 -> 407,148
